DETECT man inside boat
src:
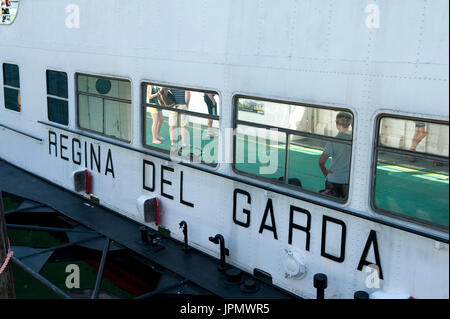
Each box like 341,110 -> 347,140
318,112 -> 353,198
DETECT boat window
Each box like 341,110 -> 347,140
76,74 -> 132,142
373,116 -> 449,229
2,63 -> 20,112
141,83 -> 219,167
0,0 -> 18,25
47,70 -> 68,125
234,96 -> 354,201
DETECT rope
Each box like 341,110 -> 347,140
0,240 -> 14,276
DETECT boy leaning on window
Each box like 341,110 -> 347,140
318,112 -> 353,199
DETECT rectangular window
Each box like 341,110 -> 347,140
234,97 -> 354,201
142,83 -> 220,166
373,116 -> 449,229
47,70 -> 69,125
3,63 -> 20,112
77,74 -> 132,142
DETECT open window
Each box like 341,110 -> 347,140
234,96 -> 354,201
372,116 -> 449,230
141,82 -> 220,167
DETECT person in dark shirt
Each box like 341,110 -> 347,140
204,93 -> 217,137
169,88 -> 190,147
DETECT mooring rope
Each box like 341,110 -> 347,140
0,240 -> 14,276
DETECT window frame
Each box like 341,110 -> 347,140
46,69 -> 69,126
75,72 -> 133,143
232,94 -> 354,203
370,113 -> 449,231
140,81 -> 221,168
0,0 -> 19,25
2,62 -> 20,112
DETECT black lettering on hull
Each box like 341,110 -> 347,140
143,160 -> 155,192
141,160 -> 196,208
105,149 -> 115,178
47,130 -> 115,179
259,199 -> 278,240
60,134 -> 69,161
180,171 -> 194,208
288,206 -> 311,251
84,141 -> 87,168
72,138 -> 82,165
49,131 -> 57,156
90,144 -> 101,173
321,215 -> 347,263
161,165 -> 174,200
233,189 -> 251,228
357,230 -> 384,280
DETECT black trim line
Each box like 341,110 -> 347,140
236,120 -> 353,145
143,103 -> 219,121
77,91 -> 132,104
0,123 -> 43,142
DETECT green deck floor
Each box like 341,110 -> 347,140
374,162 -> 449,227
145,115 -> 219,164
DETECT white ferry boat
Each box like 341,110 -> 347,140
0,0 -> 448,299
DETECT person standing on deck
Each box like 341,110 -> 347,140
169,88 -> 190,148
147,85 -> 164,145
409,121 -> 427,156
318,112 -> 353,198
204,93 -> 218,137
